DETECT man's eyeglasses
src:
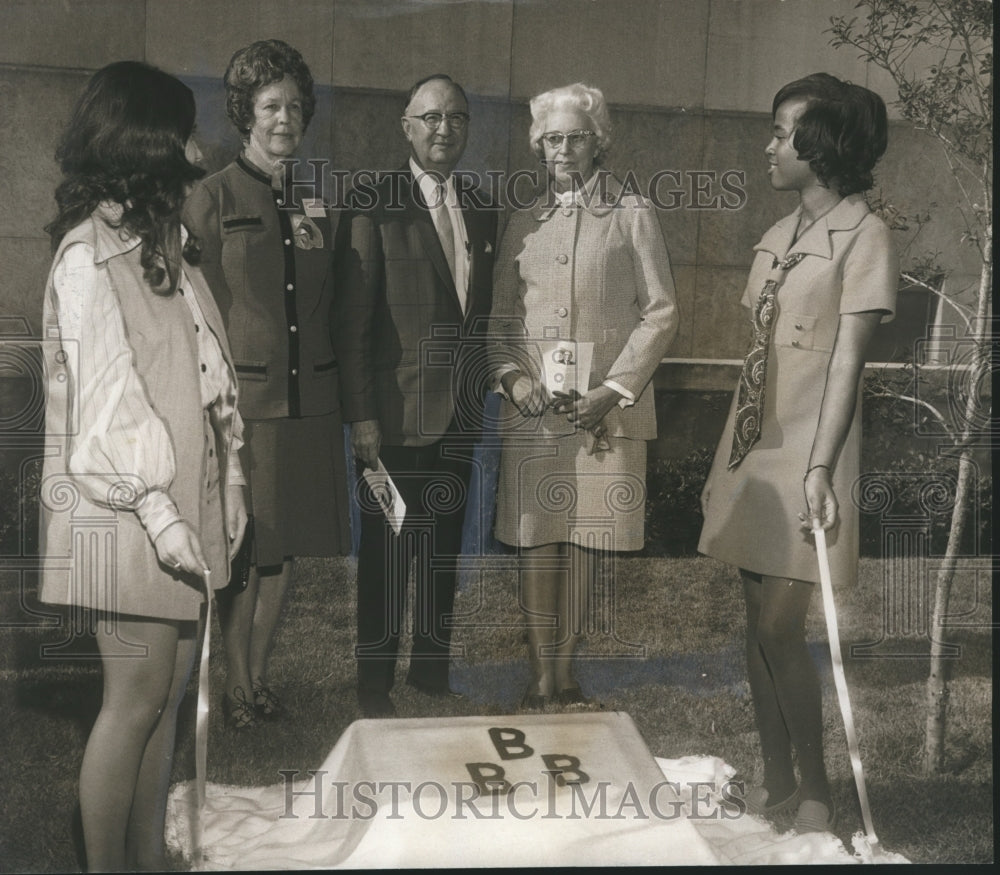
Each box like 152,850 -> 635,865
404,112 -> 470,131
540,130 -> 596,150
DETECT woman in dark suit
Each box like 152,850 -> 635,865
183,39 -> 351,728
490,83 -> 678,708
40,61 -> 246,869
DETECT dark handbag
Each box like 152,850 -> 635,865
224,515 -> 254,593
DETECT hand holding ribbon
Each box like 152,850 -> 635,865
550,387 -> 614,454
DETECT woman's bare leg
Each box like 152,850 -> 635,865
551,544 -> 595,692
79,613 -> 180,871
519,544 -> 563,697
248,558 -> 293,691
743,571 -> 831,806
215,569 -> 257,707
126,619 -> 199,869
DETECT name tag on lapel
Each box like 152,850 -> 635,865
302,198 -> 326,219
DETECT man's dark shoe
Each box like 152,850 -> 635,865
358,688 -> 396,718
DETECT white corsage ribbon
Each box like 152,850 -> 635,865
290,213 -> 324,250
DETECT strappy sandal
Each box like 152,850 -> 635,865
743,785 -> 801,817
224,686 -> 258,730
252,683 -> 282,719
793,798 -> 837,833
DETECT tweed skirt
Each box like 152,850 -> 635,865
494,432 -> 647,551
243,413 -> 352,567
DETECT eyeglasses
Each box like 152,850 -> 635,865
404,112 -> 470,130
540,130 -> 596,150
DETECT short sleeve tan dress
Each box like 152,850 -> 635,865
699,194 -> 898,586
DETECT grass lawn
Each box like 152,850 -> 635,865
0,555 -> 992,870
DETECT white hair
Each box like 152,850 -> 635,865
528,82 -> 612,162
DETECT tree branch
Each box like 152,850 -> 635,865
864,387 -> 955,438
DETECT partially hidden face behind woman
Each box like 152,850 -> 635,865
184,136 -> 203,169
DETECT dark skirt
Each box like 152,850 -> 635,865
243,413 -> 352,567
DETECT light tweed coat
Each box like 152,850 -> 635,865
490,172 -> 679,438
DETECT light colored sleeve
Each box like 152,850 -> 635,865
604,201 -> 679,397
52,243 -> 182,543
487,214 -> 532,392
602,379 -> 636,408
227,407 -> 246,487
840,218 -> 898,321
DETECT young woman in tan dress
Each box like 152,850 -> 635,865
699,73 -> 898,833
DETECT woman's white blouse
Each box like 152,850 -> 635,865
51,242 -> 244,543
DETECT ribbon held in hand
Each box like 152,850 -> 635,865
550,389 -> 611,455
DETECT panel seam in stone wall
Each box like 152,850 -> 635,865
0,62 -> 103,75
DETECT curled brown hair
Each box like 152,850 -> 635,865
224,39 -> 316,138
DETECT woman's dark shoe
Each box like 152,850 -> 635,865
252,683 -> 282,719
742,785 -> 800,818
554,684 -> 591,707
224,686 -> 258,730
793,798 -> 837,833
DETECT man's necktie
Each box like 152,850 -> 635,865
728,251 -> 806,469
436,181 -> 458,287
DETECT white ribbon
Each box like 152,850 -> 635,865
191,569 -> 211,867
813,526 -> 882,858
290,213 -> 324,249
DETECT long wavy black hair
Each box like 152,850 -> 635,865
45,61 -> 205,294
772,72 -> 888,196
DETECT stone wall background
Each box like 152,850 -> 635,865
0,0 -> 978,373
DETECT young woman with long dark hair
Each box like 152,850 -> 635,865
40,61 -> 247,870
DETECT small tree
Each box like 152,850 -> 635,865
828,0 -> 992,775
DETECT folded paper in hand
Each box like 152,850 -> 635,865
362,459 -> 406,534
538,339 -> 593,397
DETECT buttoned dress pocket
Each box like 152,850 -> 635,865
774,312 -> 821,351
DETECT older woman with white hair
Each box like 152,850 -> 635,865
490,83 -> 678,709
